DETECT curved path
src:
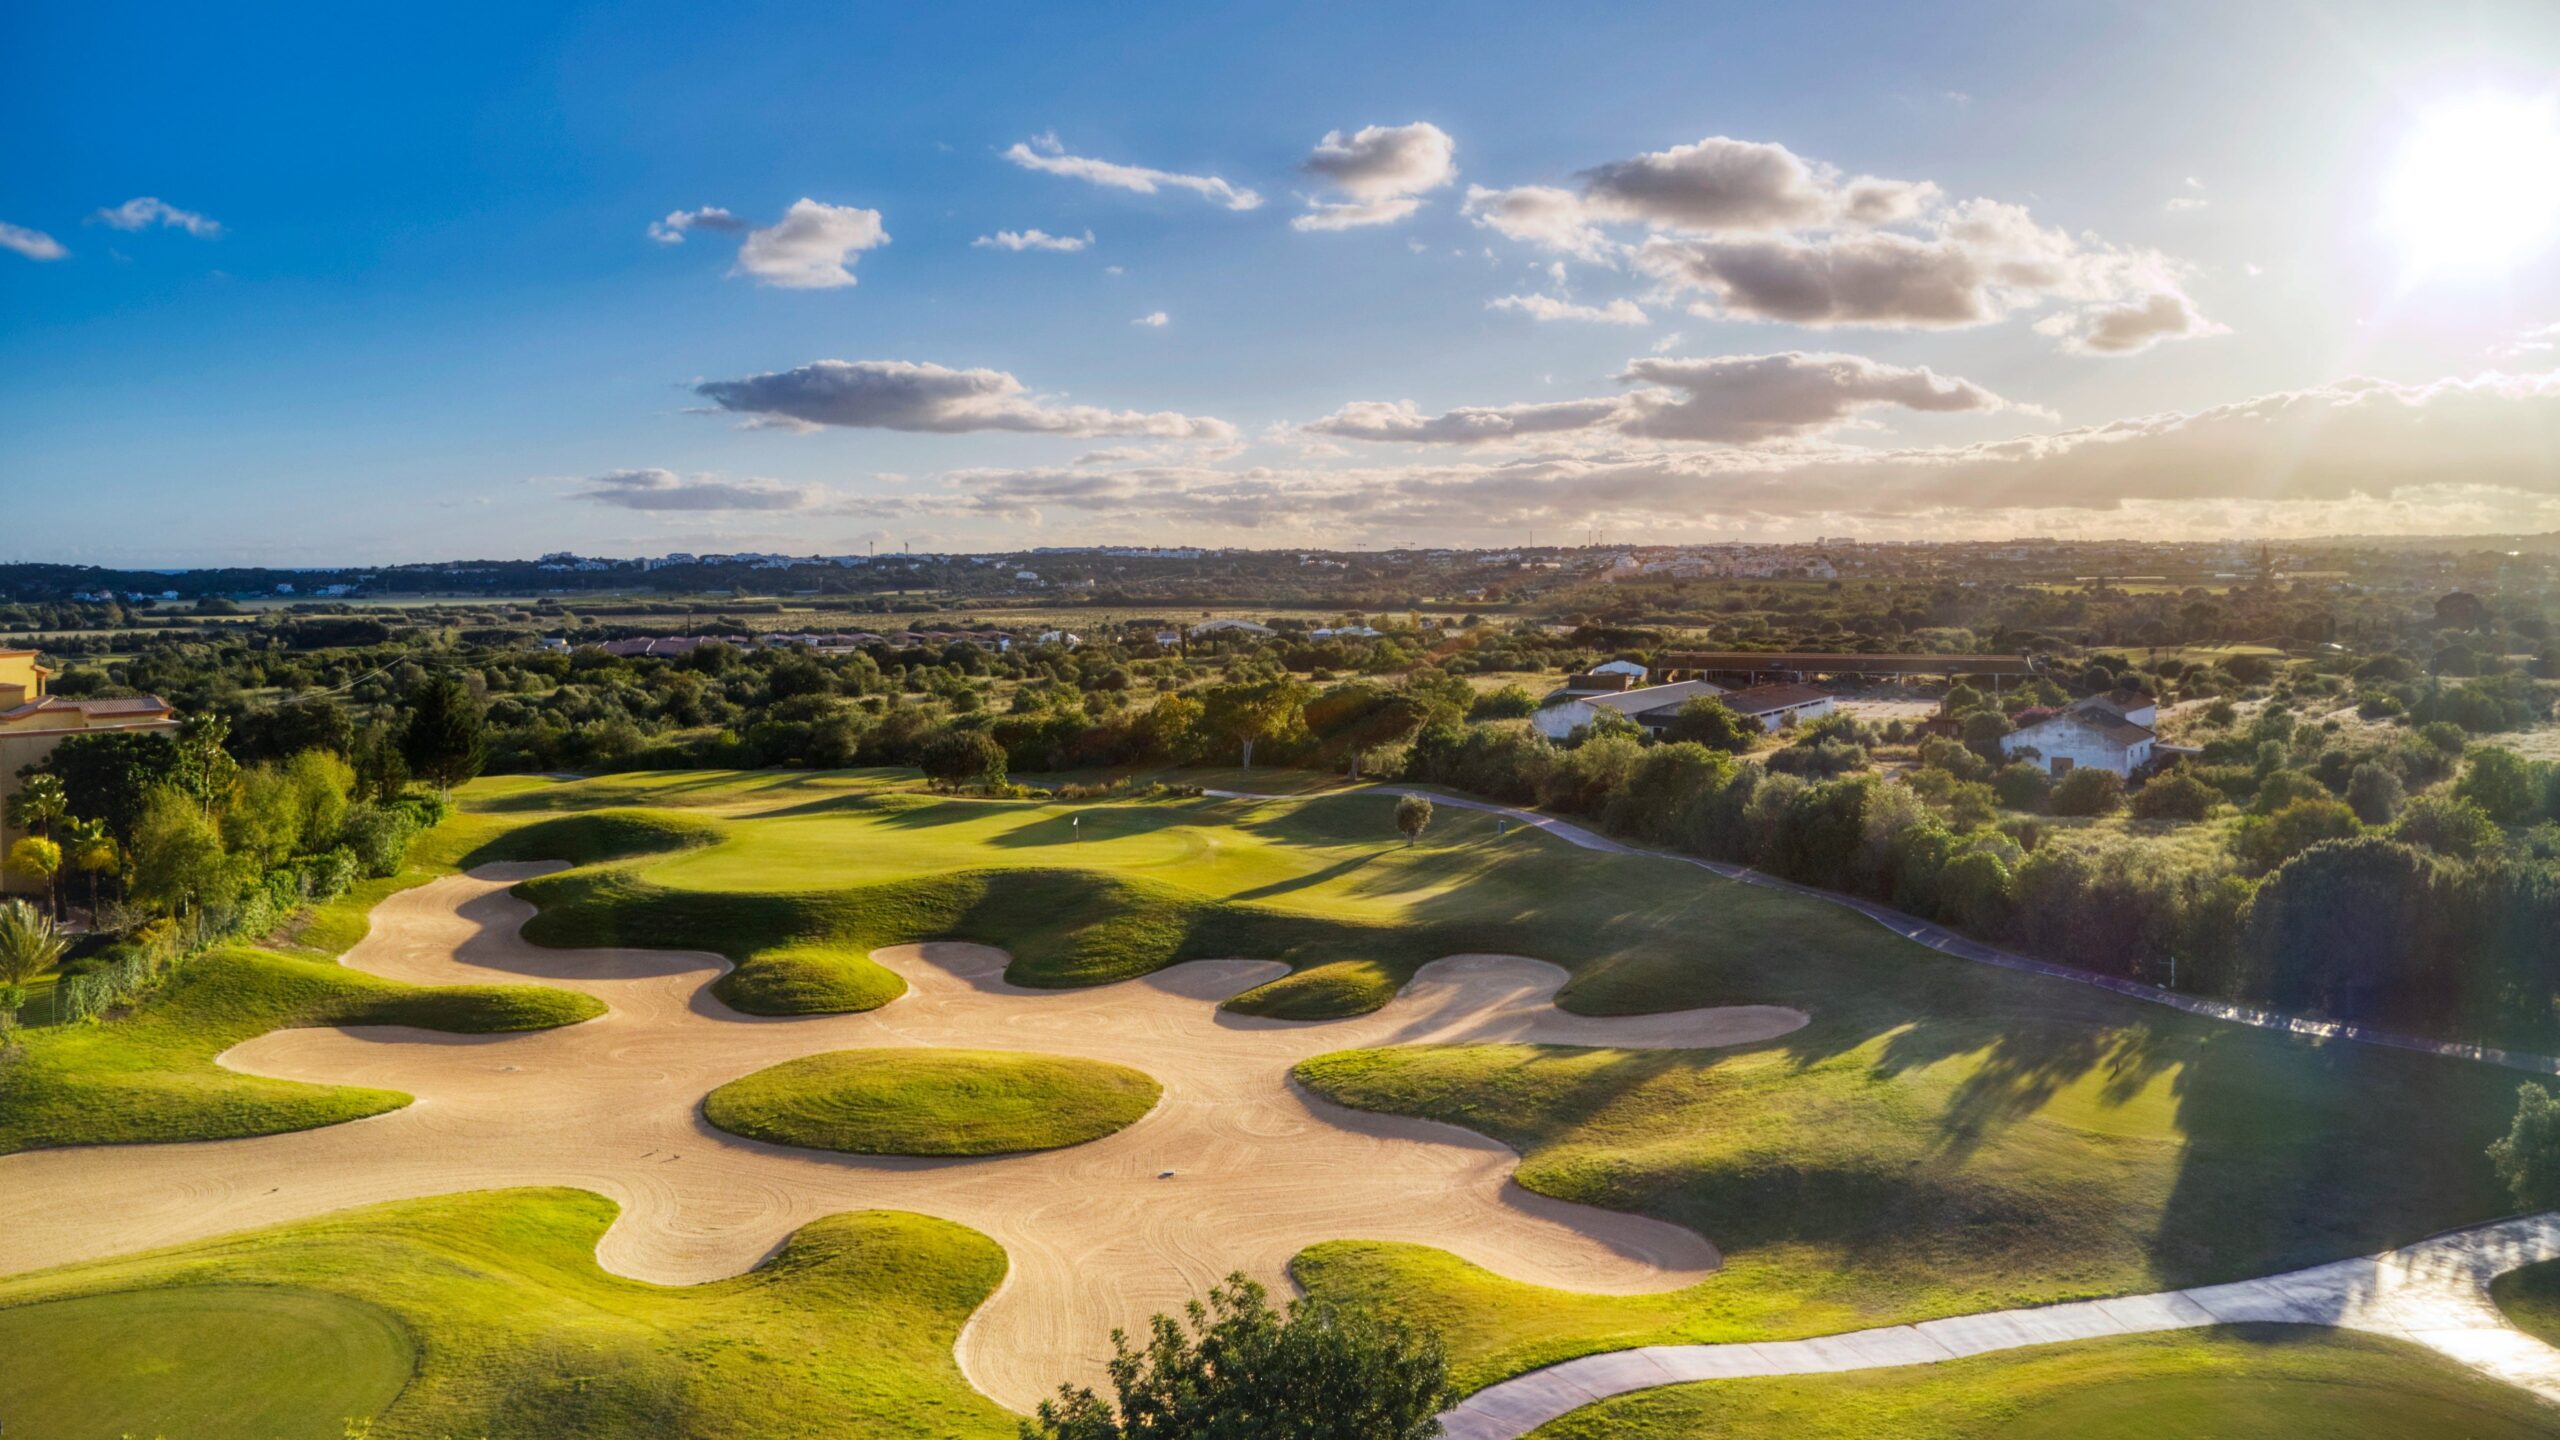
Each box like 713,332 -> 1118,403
1439,1212 -> 2560,1437
1213,786 -> 2560,1077
0,863 -> 1805,1413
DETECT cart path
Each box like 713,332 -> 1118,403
1438,1211 -> 2560,1437
1204,786 -> 2560,1077
0,863 -> 1806,1413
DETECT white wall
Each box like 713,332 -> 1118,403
1999,720 -> 2151,777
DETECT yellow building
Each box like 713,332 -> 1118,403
1,649 -> 180,895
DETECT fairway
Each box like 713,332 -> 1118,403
0,1285 -> 413,1440
2,767 -> 2553,1432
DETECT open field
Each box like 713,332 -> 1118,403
0,765 -> 2549,1432
2496,1259 -> 2560,1348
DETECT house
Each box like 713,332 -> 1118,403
1589,660 -> 1649,680
1188,619 -> 1273,637
1548,672 -> 1640,698
0,650 -> 181,897
1998,706 -> 2157,778
2071,688 -> 2159,729
1533,679 -> 1728,741
1719,683 -> 1836,732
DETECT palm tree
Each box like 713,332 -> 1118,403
7,773 -> 68,838
5,837 -> 62,922
60,817 -> 118,926
0,898 -> 66,989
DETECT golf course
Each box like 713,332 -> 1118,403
0,767 -> 2553,1437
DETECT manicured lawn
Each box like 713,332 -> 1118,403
0,1190 -> 1014,1440
705,1047 -> 1161,1155
467,770 -> 2524,1392
0,1284 -> 413,1440
2491,1257 -> 2560,1348
1523,1326 -> 2558,1438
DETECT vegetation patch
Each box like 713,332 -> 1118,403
1519,1325 -> 2559,1438
2490,1256 -> 2560,1348
0,1285 -> 413,1440
460,806 -> 727,868
705,1047 -> 1160,1155
0,1189 -> 1014,1440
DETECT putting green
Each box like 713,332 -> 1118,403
1523,1326 -> 2558,1438
0,1285 -> 412,1440
705,1047 -> 1161,1155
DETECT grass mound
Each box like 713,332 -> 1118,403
0,944 -> 601,1154
0,1285 -> 412,1440
705,1047 -> 1161,1155
1522,1325 -> 2558,1439
0,1189 -> 1014,1439
2491,1257 -> 2560,1348
462,806 -> 727,867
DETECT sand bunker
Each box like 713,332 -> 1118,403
0,863 -> 1805,1410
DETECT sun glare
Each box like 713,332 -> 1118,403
2382,91 -> 2560,275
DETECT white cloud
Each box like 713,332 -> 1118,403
1002,133 -> 1261,211
733,199 -> 888,289
694,358 -> 1233,439
90,197 -> 221,238
2163,195 -> 2209,213
1488,293 -> 1649,325
1132,310 -> 1169,327
940,369 -> 2560,541
573,468 -> 824,512
1305,350 -> 2017,446
649,206 -> 745,244
1462,137 -> 2216,354
1292,121 -> 1457,231
973,227 -> 1094,252
0,222 -> 66,261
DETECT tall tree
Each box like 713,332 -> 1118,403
59,816 -> 118,923
1198,678 -> 1308,771
401,678 -> 488,796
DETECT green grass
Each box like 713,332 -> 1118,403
2491,1257 -> 2560,1348
0,1285 -> 413,1440
705,1047 -> 1161,1155
0,941 -> 602,1154
1523,1326 -> 2557,1438
0,1189 -> 1014,1440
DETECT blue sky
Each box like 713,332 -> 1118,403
6,0 -> 2560,563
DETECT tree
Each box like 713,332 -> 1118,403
2394,793 -> 2502,860
0,900 -> 66,1016
2456,747 -> 2538,826
40,730 -> 182,841
128,788 -> 239,919
1662,696 -> 1754,753
2130,770 -> 2219,822
1199,678 -> 1308,771
400,678 -> 488,796
2245,837 -> 2438,1020
5,838 -> 63,919
6,772 -> 68,840
2489,1083 -> 2560,1210
1023,1274 -> 1453,1440
920,729 -> 1008,790
173,712 -> 241,817
2345,762 -> 2406,825
59,816 -> 118,921
1991,762 -> 2051,813
1303,683 -> 1427,781
1395,793 -> 1433,846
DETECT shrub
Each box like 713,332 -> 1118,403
2456,747 -> 2540,825
2488,1083 -> 2560,1210
919,729 -> 1008,790
1394,794 -> 1433,845
2345,763 -> 2406,825
1466,684 -> 1539,721
1991,762 -> 2050,812
1661,696 -> 1755,753
339,802 -> 422,879
2394,793 -> 2502,860
2232,797 -> 2361,875
2047,767 -> 2124,817
2130,769 -> 2220,821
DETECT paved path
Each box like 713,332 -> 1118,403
1207,786 -> 2560,1077
1437,1213 -> 2560,1438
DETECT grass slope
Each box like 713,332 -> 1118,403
2492,1258 -> 2560,1348
705,1047 -> 1160,1156
1522,1326 -> 2558,1439
0,1189 -> 1013,1440
0,1285 -> 412,1440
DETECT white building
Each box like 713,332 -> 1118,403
1720,683 -> 1837,732
1589,659 -> 1649,680
1999,696 -> 2158,778
1533,679 -> 1727,741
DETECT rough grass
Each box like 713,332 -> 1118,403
1522,1325 -> 2558,1438
705,1047 -> 1160,1156
0,1189 -> 1014,1440
0,1284 -> 413,1440
2491,1257 -> 2560,1348
461,807 -> 727,868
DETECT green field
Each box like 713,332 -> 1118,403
0,1191 -> 1013,1440
705,1047 -> 1161,1155
2493,1258 -> 2560,1348
1523,1326 -> 2558,1438
0,764 -> 2543,1431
